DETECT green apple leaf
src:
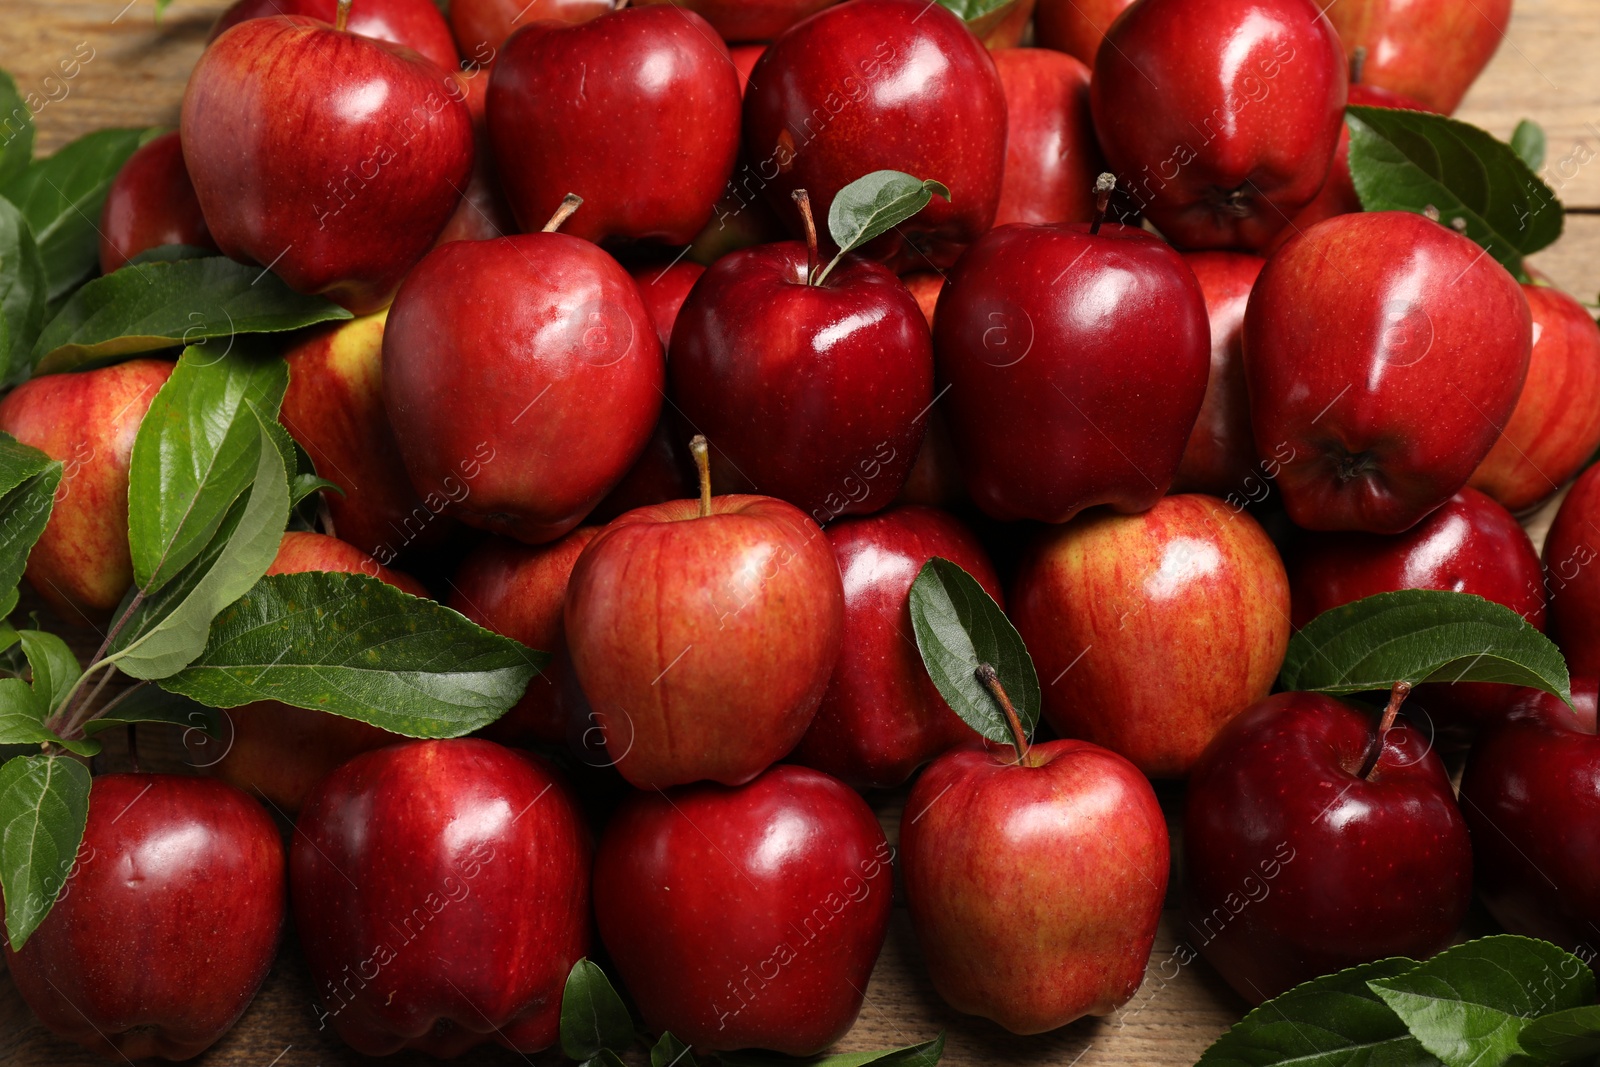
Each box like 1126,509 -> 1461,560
1,127 -> 154,301
1514,1005 -> 1600,1063
818,170 -> 949,284
0,434 -> 60,618
1279,590 -> 1569,702
718,1035 -> 946,1067
561,958 -> 636,1061
0,70 -> 35,191
124,243 -> 214,268
156,571 -> 545,737
1368,936 -> 1595,1067
111,412 -> 289,681
0,753 -> 90,951
128,343 -> 289,594
1196,957 -> 1433,1067
1346,106 -> 1562,282
652,1033 -> 697,1067
0,679 -> 95,757
932,0 -> 1014,22
17,630 -> 77,717
1511,119 -> 1547,172
0,197 -> 47,384
31,255 -> 351,375
908,557 -> 1039,746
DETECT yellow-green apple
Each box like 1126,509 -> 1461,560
98,131 -> 216,273
1321,0 -> 1512,114
1173,252 -> 1265,496
0,358 -> 172,624
993,48 -> 1105,227
1010,494 -> 1291,777
1244,210 -> 1532,533
1033,0 -> 1133,65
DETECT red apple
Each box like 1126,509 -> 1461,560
382,232 -> 664,544
730,43 -> 765,96
0,359 -> 172,624
1090,0 -> 1347,251
433,66 -> 515,245
1244,210 -> 1532,533
630,260 -> 705,347
1011,494 -> 1291,777
445,528 -> 600,745
209,0 -> 459,71
670,238 -> 933,522
278,310 -> 457,562
292,739 -> 590,1056
902,738 -> 1169,1032
1322,0 -> 1512,114
593,764 -> 891,1054
1470,284 -> 1600,512
208,532 -> 426,814
181,13 -> 474,314
6,774 -> 284,1060
1173,252 -> 1265,496
98,131 -> 216,273
790,505 -> 1004,790
974,0 -> 1037,49
741,0 -> 1007,271
1542,465 -> 1600,677
1184,691 -> 1473,1003
1459,681 -> 1600,953
447,0 -> 609,66
565,456 -> 844,788
933,221 -> 1209,523
489,7 -> 741,245
893,271 -> 958,508
993,48 -> 1105,227
634,0 -> 839,42
1034,0 -> 1133,64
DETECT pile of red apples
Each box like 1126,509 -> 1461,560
10,0 -> 1600,1060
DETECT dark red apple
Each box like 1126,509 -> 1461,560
489,7 -> 741,245
1244,210 -> 1532,533
1090,0 -> 1347,251
741,0 -> 1007,271
1173,252 -> 1265,496
1323,0 -> 1513,114
446,528 -> 600,745
209,0 -> 459,71
447,0 -> 609,66
790,505 -> 1004,790
293,739 -> 590,1056
593,763 -> 891,1054
6,774 -> 284,1060
730,43 -> 765,95
0,359 -> 172,624
1470,284 -> 1600,512
933,220 -> 1209,523
382,232 -> 664,544
993,48 -> 1105,227
98,131 -> 216,273
1184,691 -> 1473,1003
1033,0 -> 1133,65
903,738 -> 1169,1032
181,13 -> 474,314
1543,465 -> 1600,677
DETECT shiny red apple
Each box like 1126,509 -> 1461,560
1173,252 -> 1265,496
209,0 -> 459,71
1322,0 -> 1512,114
992,48 -> 1106,227
98,131 -> 216,273
1033,0 -> 1133,65
1542,464 -> 1600,677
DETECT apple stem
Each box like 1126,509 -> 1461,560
542,193 -> 584,233
1090,173 -> 1116,236
1358,680 -> 1413,780
335,0 -> 352,32
1350,46 -> 1367,87
975,663 -> 1035,767
690,434 -> 713,518
791,189 -> 820,285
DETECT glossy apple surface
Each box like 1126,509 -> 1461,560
1470,284 -> 1600,512
594,764 -> 891,1054
992,48 -> 1105,227
1012,494 -> 1291,777
1033,0 -> 1134,65
1543,465 -> 1600,676
565,493 -> 843,788
1091,0 -> 1346,250
790,505 -> 1003,790
489,7 -> 741,245
933,222 -> 1209,522
446,528 -> 600,744
209,0 -> 459,71
1173,252 -> 1265,496
0,359 -> 172,623
6,774 -> 284,1061
1184,692 -> 1473,1003
741,0 -> 1006,270
1322,0 -> 1512,113
98,131 -> 216,273
382,234 -> 664,544
903,739 -> 1169,1033
670,243 -> 932,522
1244,210 -> 1532,533
293,739 -> 590,1056
447,0 -> 609,65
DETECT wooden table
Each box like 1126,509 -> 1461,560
0,2 -> 1595,1064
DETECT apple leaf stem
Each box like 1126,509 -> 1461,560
791,189 -> 819,285
689,434 -> 712,517
335,0 -> 352,32
1358,680 -> 1413,780
542,193 -> 584,233
975,662 -> 1034,767
1090,173 -> 1117,236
